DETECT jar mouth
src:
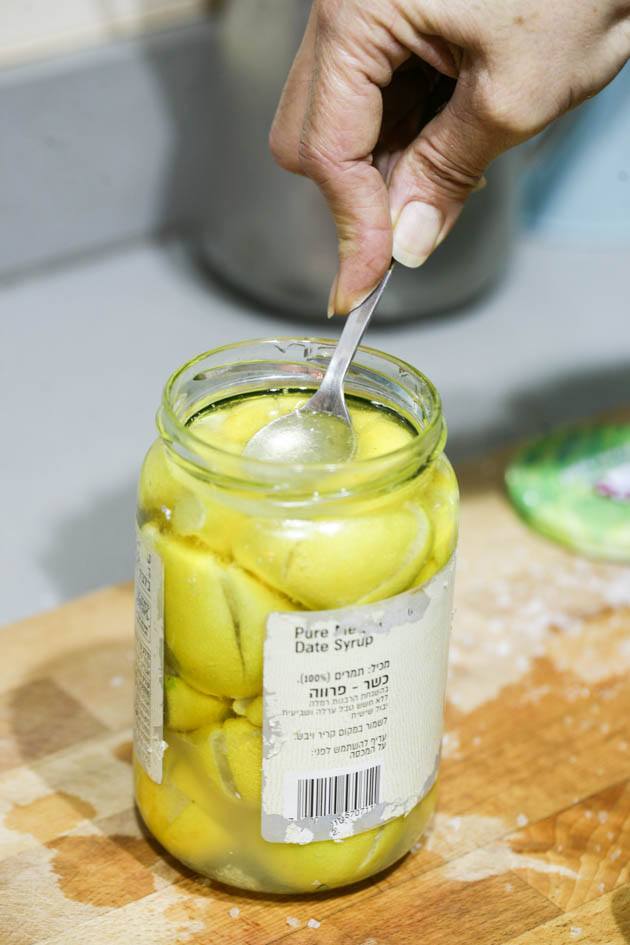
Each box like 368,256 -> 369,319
157,337 -> 445,500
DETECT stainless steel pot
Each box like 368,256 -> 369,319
200,0 -> 530,321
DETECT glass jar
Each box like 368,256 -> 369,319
133,338 -> 458,894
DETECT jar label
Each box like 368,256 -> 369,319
261,557 -> 455,843
133,524 -> 165,783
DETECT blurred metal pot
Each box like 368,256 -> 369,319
201,0 -> 524,321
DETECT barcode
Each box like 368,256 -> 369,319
296,764 -> 381,819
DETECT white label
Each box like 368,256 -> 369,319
133,525 -> 164,783
262,557 -> 455,843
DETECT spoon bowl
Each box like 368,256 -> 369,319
245,408 -> 356,465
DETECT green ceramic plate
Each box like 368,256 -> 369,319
505,423 -> 630,561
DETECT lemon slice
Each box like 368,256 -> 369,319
232,694 -> 263,727
189,394 -> 306,454
165,675 -> 230,732
161,800 -> 232,869
233,504 -> 432,610
139,441 -> 241,558
134,754 -> 187,838
212,864 -> 263,891
169,723 -> 238,807
169,719 -> 262,809
223,716 -> 263,805
145,525 -> 291,698
256,816 -> 405,892
353,412 -> 414,461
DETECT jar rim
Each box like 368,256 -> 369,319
157,337 -> 445,499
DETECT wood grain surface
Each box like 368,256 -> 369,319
1,448 -> 629,945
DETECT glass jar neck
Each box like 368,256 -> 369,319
157,338 -> 446,505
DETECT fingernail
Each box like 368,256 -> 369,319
392,202 -> 443,268
336,278 -> 380,317
472,175 -> 487,193
327,274 -> 339,318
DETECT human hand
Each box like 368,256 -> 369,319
270,0 -> 630,313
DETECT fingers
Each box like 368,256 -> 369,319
320,160 -> 392,315
270,1 -> 515,304
388,79 -> 507,267
268,9 -> 317,175
271,1 -> 411,314
292,13 -> 397,314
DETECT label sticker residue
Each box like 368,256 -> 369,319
262,558 -> 455,843
133,525 -> 164,783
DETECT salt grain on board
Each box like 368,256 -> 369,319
426,813 -> 505,858
286,916 -> 301,928
521,684 -> 551,705
445,844 -> 579,884
570,928 -> 582,940
516,814 -> 528,828
448,557 -> 630,712
516,654 -> 529,673
307,918 -> 321,929
441,731 -> 460,759
228,907 -> 240,919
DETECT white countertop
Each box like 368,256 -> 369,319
1,234 -> 628,625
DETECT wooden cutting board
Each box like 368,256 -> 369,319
1,446 -> 629,945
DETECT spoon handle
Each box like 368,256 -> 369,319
310,262 -> 395,413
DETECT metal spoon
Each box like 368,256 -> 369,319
244,263 -> 395,464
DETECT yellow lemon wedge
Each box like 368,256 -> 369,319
195,394 -> 306,453
134,754 -> 187,839
246,695 -> 263,727
165,674 -> 230,731
256,820 -> 395,892
144,525 -> 291,698
212,863 -> 263,891
138,441 -> 241,558
222,716 -> 263,805
168,723 -> 238,806
353,412 -> 414,461
414,459 -> 458,586
231,694 -> 263,727
160,800 -> 233,870
233,504 -> 431,610
169,719 -> 263,809
258,782 -> 439,893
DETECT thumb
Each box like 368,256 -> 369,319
388,86 -> 504,268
